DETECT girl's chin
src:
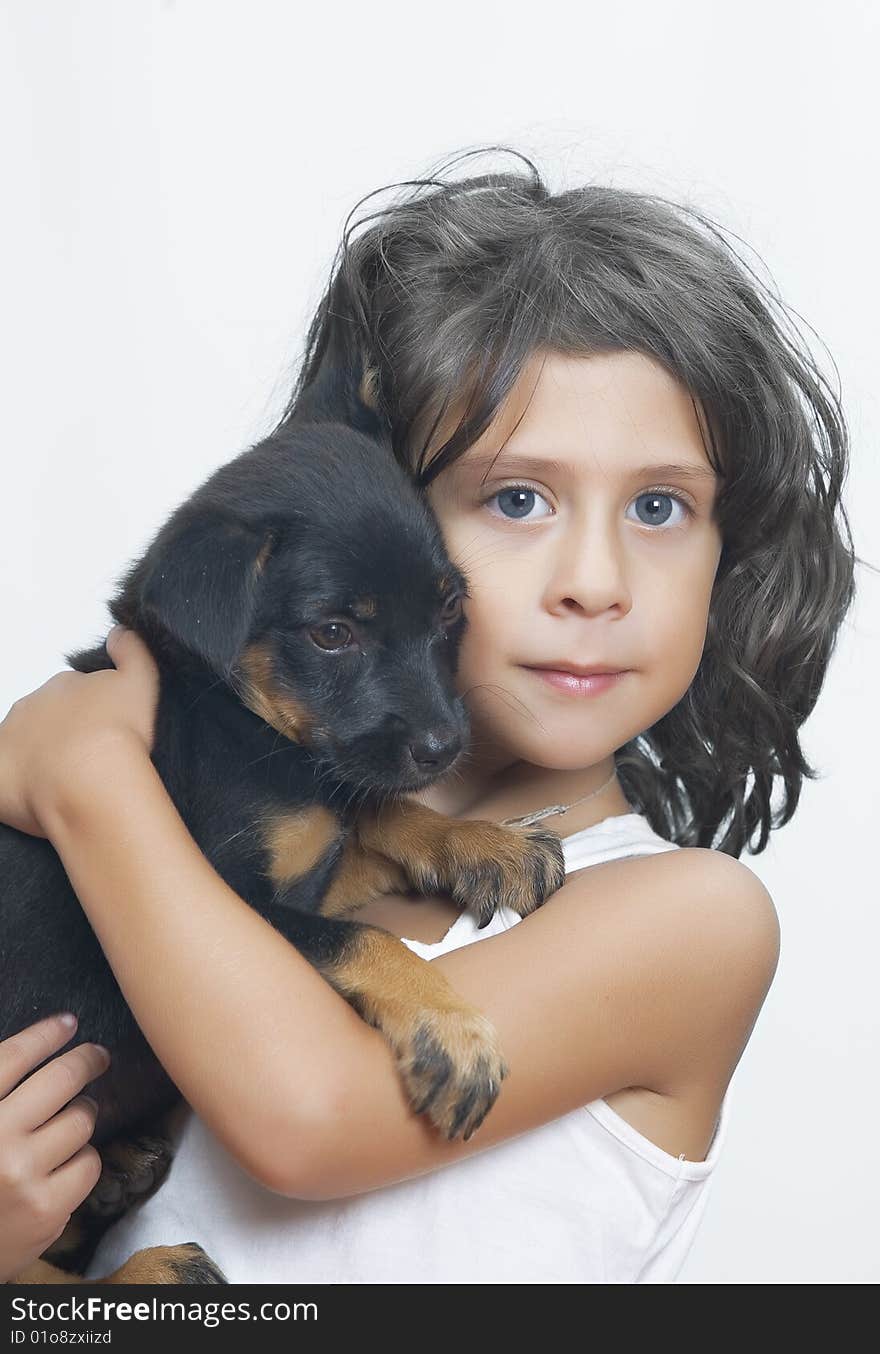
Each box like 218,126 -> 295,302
495,731 -> 620,772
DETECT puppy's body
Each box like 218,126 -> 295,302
1,658 -> 351,1145
2,345 -> 566,1279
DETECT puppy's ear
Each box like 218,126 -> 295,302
139,513 -> 277,672
294,351 -> 384,436
358,364 -> 380,412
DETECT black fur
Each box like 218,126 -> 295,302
0,338 -> 474,1148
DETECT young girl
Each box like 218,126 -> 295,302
0,150 -> 856,1284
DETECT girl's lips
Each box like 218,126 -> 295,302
525,666 -> 629,696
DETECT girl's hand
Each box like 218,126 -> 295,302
0,1014 -> 110,1283
0,625 -> 160,838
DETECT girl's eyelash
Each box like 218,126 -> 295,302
637,484 -> 696,516
479,482 -> 696,518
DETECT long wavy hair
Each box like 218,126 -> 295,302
268,147 -> 860,858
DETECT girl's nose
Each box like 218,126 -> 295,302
546,517 -> 633,618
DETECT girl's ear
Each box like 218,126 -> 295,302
138,514 -> 278,673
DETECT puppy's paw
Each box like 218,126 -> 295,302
435,820 -> 567,928
101,1242 -> 229,1285
393,1005 -> 509,1141
86,1133 -> 175,1221
167,1243 -> 229,1285
327,924 -> 510,1140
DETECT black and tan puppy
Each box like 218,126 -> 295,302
1,336 -> 566,1281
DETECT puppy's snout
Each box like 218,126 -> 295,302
407,728 -> 462,773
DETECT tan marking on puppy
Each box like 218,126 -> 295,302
356,799 -> 489,886
15,1244 -> 225,1285
264,805 -> 342,887
318,835 -> 409,917
325,927 -> 509,1141
355,799 -> 566,922
350,595 -> 377,619
105,1242 -> 225,1284
237,641 -> 316,744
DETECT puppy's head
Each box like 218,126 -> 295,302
112,422 -> 471,794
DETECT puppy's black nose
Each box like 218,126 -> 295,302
408,729 -> 461,771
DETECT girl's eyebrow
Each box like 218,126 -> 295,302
459,450 -> 719,484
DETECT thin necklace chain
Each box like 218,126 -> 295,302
499,767 -> 620,829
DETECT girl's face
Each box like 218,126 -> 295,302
423,349 -> 724,775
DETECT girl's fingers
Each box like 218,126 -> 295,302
104,624 -> 161,751
4,1042 -> 111,1133
0,1015 -> 79,1100
106,625 -> 159,687
32,1096 -> 100,1176
44,1143 -> 104,1227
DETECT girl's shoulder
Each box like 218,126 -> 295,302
656,841 -> 775,901
561,814 -> 779,986
583,840 -> 778,935
555,842 -> 780,1093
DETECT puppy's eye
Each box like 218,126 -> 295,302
309,622 -> 354,652
440,594 -> 463,626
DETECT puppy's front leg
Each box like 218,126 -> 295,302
260,904 -> 507,1141
353,799 -> 567,928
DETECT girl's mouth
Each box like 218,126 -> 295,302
523,667 -> 630,697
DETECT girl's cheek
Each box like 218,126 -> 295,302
457,600 -> 506,677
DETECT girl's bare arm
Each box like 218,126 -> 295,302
43,739 -> 778,1200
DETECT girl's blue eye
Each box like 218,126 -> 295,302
489,486 -> 552,520
484,485 -> 692,527
626,491 -> 690,528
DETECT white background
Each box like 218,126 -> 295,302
1,0 -> 877,1284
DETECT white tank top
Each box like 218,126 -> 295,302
86,811 -> 729,1285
